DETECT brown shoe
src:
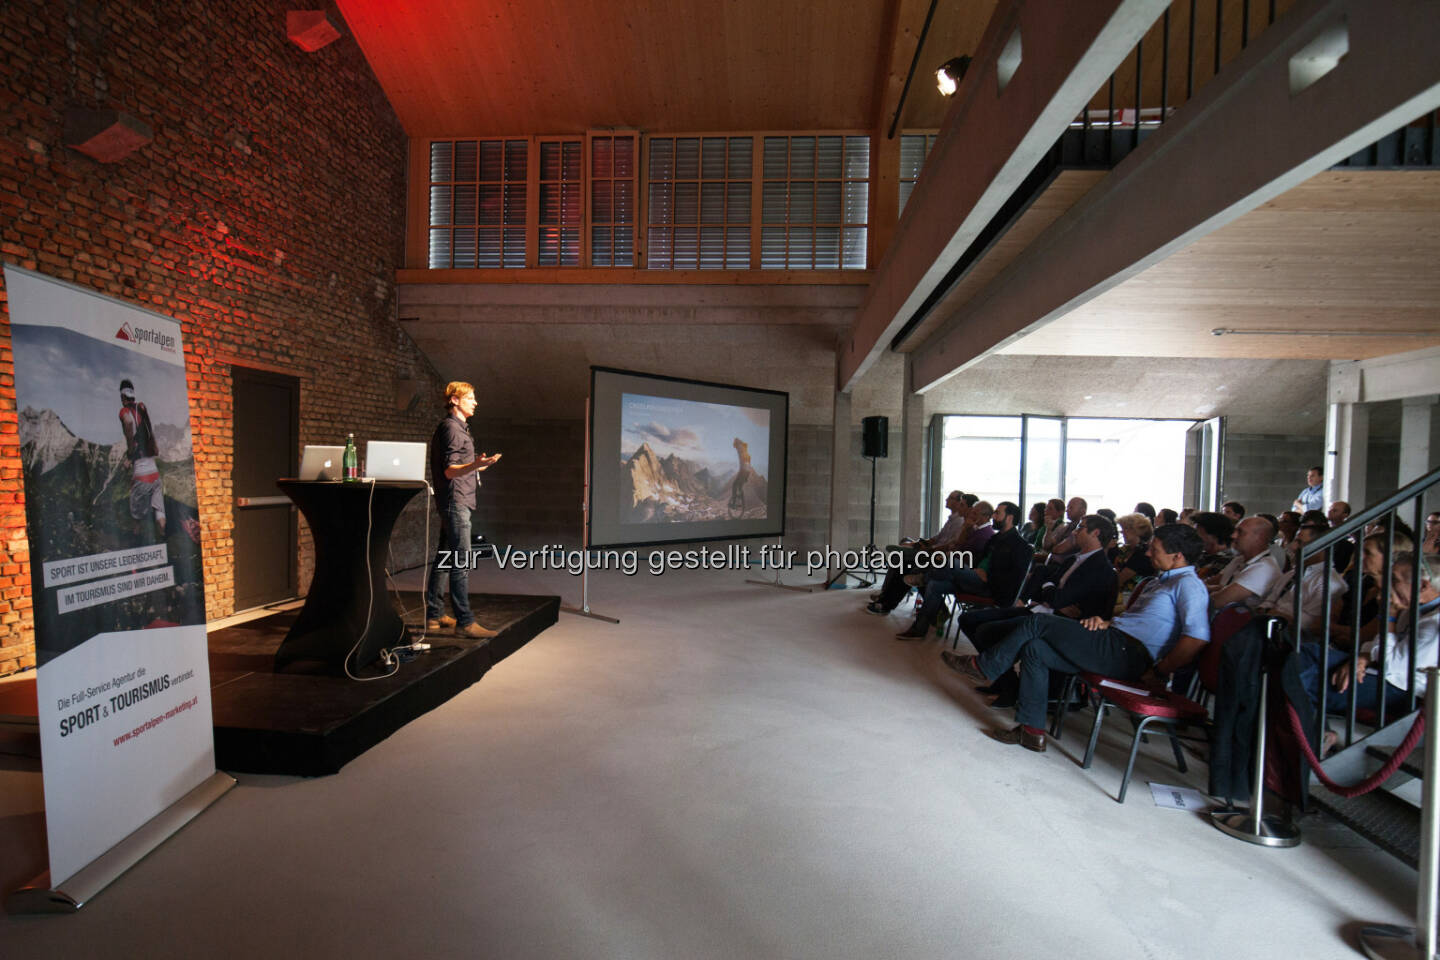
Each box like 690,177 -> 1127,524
426,615 -> 457,631
987,725 -> 1047,753
457,621 -> 498,639
941,651 -> 990,685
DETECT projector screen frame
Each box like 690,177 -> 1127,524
587,366 -> 790,550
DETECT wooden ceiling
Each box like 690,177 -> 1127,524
336,0 -> 897,136
997,170 -> 1440,360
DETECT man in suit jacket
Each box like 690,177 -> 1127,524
947,515 -> 1119,656
895,502 -> 1031,640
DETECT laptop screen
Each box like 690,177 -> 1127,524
298,445 -> 345,481
364,441 -> 427,481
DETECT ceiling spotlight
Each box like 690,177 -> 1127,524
936,56 -> 972,96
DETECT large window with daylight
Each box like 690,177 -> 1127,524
898,133 -> 937,213
931,415 -> 1195,527
647,136 -> 753,269
538,139 -> 583,266
937,416 -> 1022,512
760,135 -> 869,269
428,139 -> 528,268
590,133 -> 637,267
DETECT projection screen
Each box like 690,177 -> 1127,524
589,367 -> 788,548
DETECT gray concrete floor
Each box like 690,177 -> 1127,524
0,564 -> 1418,958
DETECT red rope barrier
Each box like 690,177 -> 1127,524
1287,701 -> 1426,799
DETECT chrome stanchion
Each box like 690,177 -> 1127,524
1358,667 -> 1439,960
1211,619 -> 1302,847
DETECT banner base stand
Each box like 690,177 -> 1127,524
560,603 -> 620,625
5,770 -> 236,915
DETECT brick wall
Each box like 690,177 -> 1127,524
0,0 -> 438,675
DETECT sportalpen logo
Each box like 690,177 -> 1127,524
115,321 -> 177,354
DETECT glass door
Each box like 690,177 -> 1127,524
1021,415 -> 1064,511
1185,416 -> 1225,510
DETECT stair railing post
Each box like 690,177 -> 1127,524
1358,666 -> 1439,960
1211,618 -> 1302,847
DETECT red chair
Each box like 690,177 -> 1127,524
1073,602 -> 1253,802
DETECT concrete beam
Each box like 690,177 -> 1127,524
838,0 -> 1168,391
911,0 -> 1440,393
1331,346 -> 1440,405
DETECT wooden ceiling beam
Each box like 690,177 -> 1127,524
868,0 -> 931,269
838,0 -> 1170,391
909,0 -> 1440,392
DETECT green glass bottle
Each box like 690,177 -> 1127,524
342,433 -> 358,482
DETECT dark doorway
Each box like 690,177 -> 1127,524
232,367 -> 298,610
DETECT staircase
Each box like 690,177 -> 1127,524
1308,711 -> 1424,867
1295,464 -> 1440,867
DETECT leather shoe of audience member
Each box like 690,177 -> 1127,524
940,651 -> 989,685
457,621 -> 499,639
864,601 -> 890,616
426,615 -> 457,631
895,623 -> 928,641
987,724 -> 1047,753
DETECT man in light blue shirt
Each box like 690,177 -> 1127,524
1292,465 -> 1324,514
948,523 -> 1211,752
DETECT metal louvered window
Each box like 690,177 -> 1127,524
760,135 -> 869,270
590,134 -> 637,267
538,139 -> 583,266
899,133 -> 937,213
646,136 -> 752,270
428,139 -> 528,268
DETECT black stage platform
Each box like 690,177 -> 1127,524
208,591 -> 557,777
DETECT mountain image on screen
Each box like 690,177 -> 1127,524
620,442 -> 767,523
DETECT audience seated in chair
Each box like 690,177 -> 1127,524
1208,515 -> 1282,612
1114,513 -> 1155,591
943,523 -> 1210,753
1255,519 -> 1349,632
943,515 -> 1119,705
1298,551 -> 1438,720
865,490 -> 968,614
1190,511 -> 1235,580
895,502 -> 1028,641
1041,496 -> 1088,563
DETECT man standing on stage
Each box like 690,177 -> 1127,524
426,381 -> 502,639
118,378 -> 166,544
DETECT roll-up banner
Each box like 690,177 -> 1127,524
4,266 -> 232,913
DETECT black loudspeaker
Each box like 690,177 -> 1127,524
861,416 -> 888,458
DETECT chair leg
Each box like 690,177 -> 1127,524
1118,716 -> 1162,803
1168,729 -> 1188,774
1050,674 -> 1078,740
1083,701 -> 1109,769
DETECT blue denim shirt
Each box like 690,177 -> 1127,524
1112,565 -> 1211,660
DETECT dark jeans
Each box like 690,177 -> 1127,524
1296,642 -> 1412,718
957,605 -> 1031,644
875,546 -> 920,609
913,567 -> 988,627
425,501 -> 474,627
977,614 -> 1153,729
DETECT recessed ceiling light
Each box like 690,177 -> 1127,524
1083,395 -> 1093,400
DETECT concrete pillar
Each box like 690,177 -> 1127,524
1400,395 -> 1437,500
1326,401 -> 1369,510
897,355 -> 925,541
827,390 -> 853,583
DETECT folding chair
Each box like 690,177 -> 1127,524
1067,602 -> 1253,802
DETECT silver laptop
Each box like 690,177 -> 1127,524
298,445 -> 345,481
364,440 -> 427,481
